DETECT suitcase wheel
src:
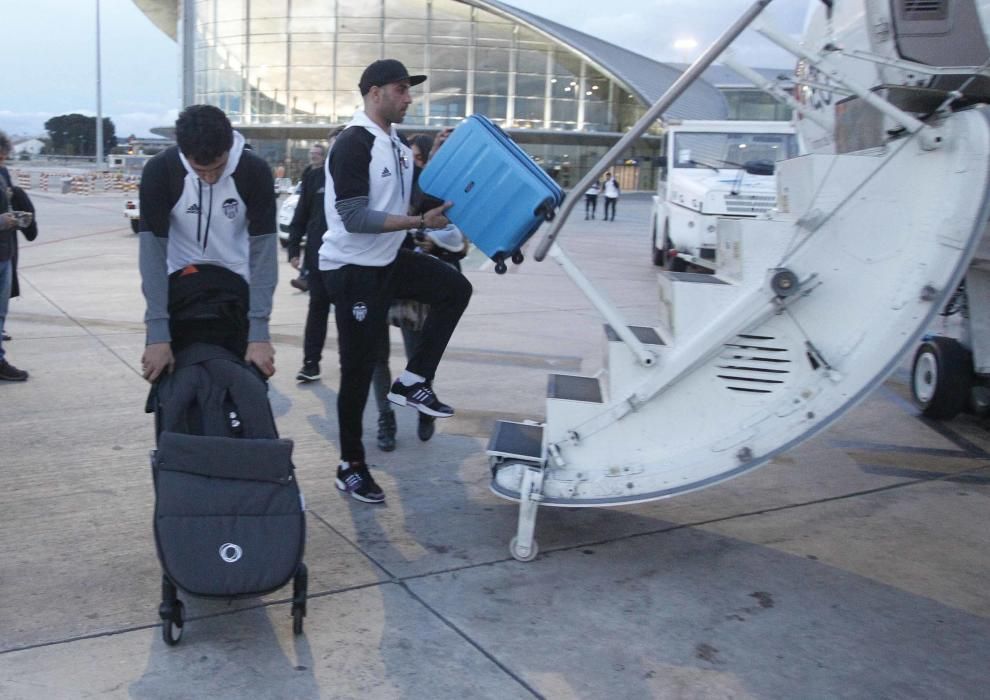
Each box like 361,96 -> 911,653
511,251 -> 524,266
534,198 -> 556,222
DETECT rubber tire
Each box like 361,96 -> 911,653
509,536 -> 539,562
662,226 -> 687,272
511,251 -> 524,265
651,222 -> 664,267
162,600 -> 185,647
911,337 -> 972,420
495,261 -> 508,275
130,218 -> 139,234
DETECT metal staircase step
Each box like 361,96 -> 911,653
547,374 -> 603,403
487,420 -> 545,462
603,324 -> 666,345
660,271 -> 731,285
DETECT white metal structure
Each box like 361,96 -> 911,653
650,120 -> 797,271
488,0 -> 990,561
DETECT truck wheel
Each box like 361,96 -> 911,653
651,223 -> 664,267
662,225 -> 687,272
911,337 -> 972,419
130,219 -> 140,234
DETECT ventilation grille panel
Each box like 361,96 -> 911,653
900,0 -> 948,21
717,334 -> 792,395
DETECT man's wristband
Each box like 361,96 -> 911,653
419,213 -> 425,231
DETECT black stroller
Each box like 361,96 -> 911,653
146,266 -> 307,645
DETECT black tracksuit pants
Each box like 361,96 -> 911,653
322,248 -> 472,462
302,263 -> 332,366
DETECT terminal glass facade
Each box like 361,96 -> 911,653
192,0 -> 650,134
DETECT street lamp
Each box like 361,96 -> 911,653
95,0 -> 104,170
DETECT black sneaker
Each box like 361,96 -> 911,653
377,410 -> 396,452
387,379 -> 454,417
290,276 -> 309,293
296,361 -> 320,382
417,414 -> 436,442
0,360 -> 28,381
335,462 -> 385,503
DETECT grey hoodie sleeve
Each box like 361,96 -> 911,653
248,233 -> 277,342
139,230 -> 171,344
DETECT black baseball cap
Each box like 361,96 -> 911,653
359,59 -> 427,96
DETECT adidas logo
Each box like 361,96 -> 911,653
186,203 -> 201,214
381,167 -> 392,178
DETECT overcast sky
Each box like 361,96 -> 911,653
1,0 -> 812,138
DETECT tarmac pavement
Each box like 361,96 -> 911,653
1,189 -> 988,698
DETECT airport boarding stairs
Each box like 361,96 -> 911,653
484,0 -> 990,561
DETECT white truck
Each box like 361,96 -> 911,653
650,120 -> 797,271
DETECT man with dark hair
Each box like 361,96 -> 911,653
320,59 -> 472,503
138,105 -> 278,382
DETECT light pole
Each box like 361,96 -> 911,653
95,0 -> 104,170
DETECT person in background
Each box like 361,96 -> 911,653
289,130 -> 340,383
289,142 -> 328,293
584,178 -> 601,220
602,172 -> 620,222
0,131 -> 32,381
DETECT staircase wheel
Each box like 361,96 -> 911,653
509,536 -> 539,562
911,337 -> 972,420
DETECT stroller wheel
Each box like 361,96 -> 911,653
161,599 -> 185,646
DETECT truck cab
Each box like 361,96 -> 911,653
651,120 -> 797,270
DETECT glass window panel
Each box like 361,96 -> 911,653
337,0 -> 378,18
551,99 -> 578,123
552,53 -> 581,78
476,48 -> 509,72
429,70 -> 467,94
250,17 -> 287,35
336,43 -> 381,67
474,72 -> 508,95
334,91 -> 365,117
251,0 -> 286,18
338,17 -> 380,35
214,18 -> 247,40
385,18 -> 428,39
584,103 -> 611,131
430,20 -> 471,39
430,44 -> 469,66
292,41 -> 334,67
251,42 -> 287,68
476,21 -> 513,43
382,42 -> 426,69
514,97 -> 544,122
430,1 -> 472,22
336,66 -> 365,92
474,95 -> 506,119
517,49 -> 547,74
385,0 -> 426,19
288,15 -> 334,35
515,74 -> 546,98
552,79 -> 581,98
290,0 -> 333,19
292,66 -> 331,92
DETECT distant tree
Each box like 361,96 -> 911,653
43,114 -> 118,156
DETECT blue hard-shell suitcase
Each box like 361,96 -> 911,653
419,115 -> 564,274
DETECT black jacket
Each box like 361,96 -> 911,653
286,165 -> 326,273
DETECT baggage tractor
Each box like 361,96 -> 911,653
147,343 -> 307,645
419,115 -> 564,274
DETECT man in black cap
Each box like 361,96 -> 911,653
319,58 -> 472,503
